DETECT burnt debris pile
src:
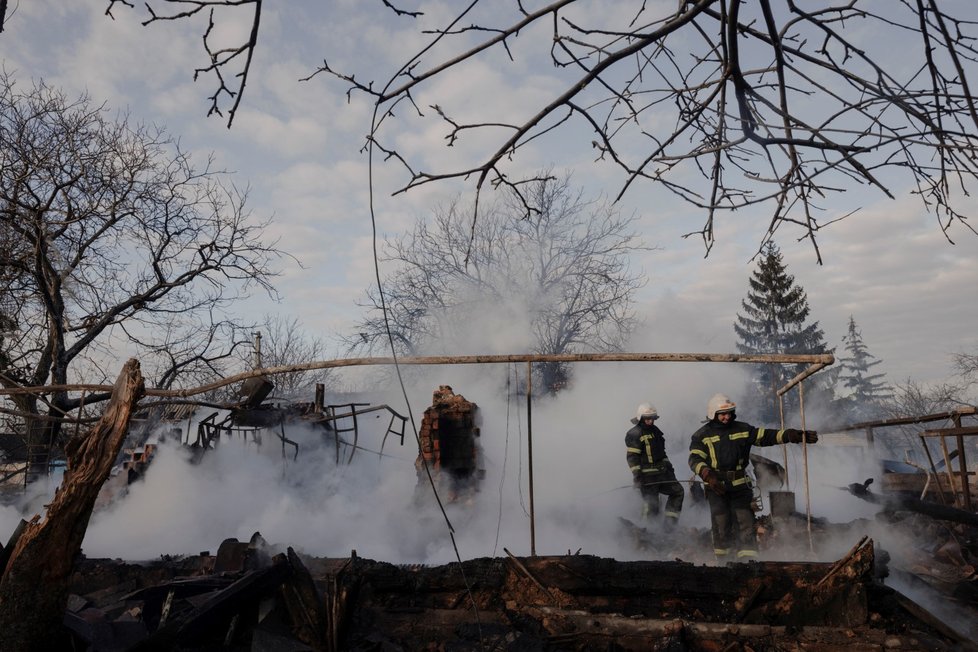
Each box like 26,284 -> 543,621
56,533 -> 974,651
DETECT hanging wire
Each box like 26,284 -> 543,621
363,28 -> 483,636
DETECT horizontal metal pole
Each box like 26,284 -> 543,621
0,352 -> 835,399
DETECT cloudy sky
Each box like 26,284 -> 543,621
2,1 -> 977,390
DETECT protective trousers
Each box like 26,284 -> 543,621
637,471 -> 684,528
705,486 -> 757,561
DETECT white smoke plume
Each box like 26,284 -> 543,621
1,300 -> 971,637
59,357 -> 873,564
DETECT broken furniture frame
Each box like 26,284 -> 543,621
193,402 -> 406,466
193,411 -> 299,461
321,403 -> 407,464
920,425 -> 977,511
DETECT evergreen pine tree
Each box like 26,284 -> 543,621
838,315 -> 893,422
734,243 -> 834,422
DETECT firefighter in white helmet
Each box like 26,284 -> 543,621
688,393 -> 817,562
625,402 -> 684,530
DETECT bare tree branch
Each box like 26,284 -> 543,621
105,0 -> 262,127
344,172 -> 648,393
100,2 -> 978,256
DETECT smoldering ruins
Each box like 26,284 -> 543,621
1,354 -> 978,651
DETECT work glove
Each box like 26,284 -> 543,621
783,428 -> 818,444
699,468 -> 725,496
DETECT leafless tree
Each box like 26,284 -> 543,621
878,377 -> 971,459
345,173 -> 647,393
104,1 -> 978,260
246,314 -> 337,400
952,349 -> 978,391
0,73 -> 283,453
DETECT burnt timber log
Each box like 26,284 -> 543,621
327,552 -> 970,650
313,545 -> 974,651
845,482 -> 978,528
0,358 -> 145,652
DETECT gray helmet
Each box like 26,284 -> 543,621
707,393 -> 736,420
635,402 -> 659,422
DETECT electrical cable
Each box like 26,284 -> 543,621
364,8 -> 486,637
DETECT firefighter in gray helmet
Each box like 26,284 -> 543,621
688,393 -> 817,562
625,403 -> 684,530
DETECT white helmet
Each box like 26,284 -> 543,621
635,403 -> 659,422
707,393 -> 736,420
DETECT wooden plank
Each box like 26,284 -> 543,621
879,473 -> 957,495
921,426 -> 978,437
835,407 -> 978,431
920,434 -> 951,504
938,435 -> 961,508
957,432 -> 972,510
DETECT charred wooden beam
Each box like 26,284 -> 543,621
322,558 -> 356,652
742,538 -> 873,627
0,519 -> 26,577
278,547 -> 327,650
131,554 -> 293,650
534,609 -> 955,651
59,545 -> 974,651
846,486 -> 978,527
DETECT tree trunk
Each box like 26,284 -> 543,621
0,358 -> 144,651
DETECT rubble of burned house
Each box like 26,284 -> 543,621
48,530 -> 976,650
3,366 -> 978,651
87,377 -> 412,511
823,408 -> 978,607
188,378 -> 408,466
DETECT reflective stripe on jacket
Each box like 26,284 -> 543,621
625,422 -> 673,477
688,419 -> 787,486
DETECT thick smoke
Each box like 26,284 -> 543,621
58,356 -> 878,565
0,302 -> 897,566
2,341 -> 972,640
2,289 -> 970,637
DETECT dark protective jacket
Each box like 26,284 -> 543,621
688,418 -> 788,490
625,421 -> 674,482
